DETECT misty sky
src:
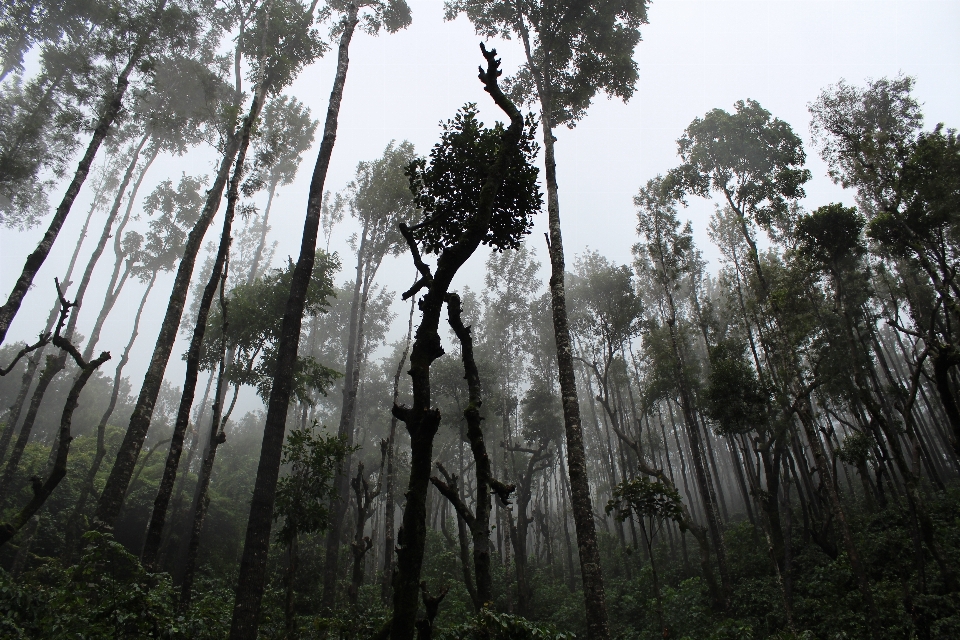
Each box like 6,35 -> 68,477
2,0 -> 958,421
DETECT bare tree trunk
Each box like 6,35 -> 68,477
178,260 -> 232,610
229,11 -> 359,637
388,47 -> 524,640
94,99 -> 245,530
141,87 -> 263,569
323,229 -> 370,608
382,293 -> 414,604
82,145 -> 160,361
62,274 -> 156,562
0,40 -> 150,345
516,22 -> 610,637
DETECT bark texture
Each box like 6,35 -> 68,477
228,9 -> 359,637
94,109 -> 244,529
141,87 -> 263,569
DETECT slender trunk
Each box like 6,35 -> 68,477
229,11 -> 358,637
247,178 -> 278,285
323,229 -> 370,607
382,294 -> 415,604
83,144 -> 160,361
94,100 -> 245,530
0,132 -> 146,496
0,46 -> 147,345
63,274 -> 156,562
179,260 -> 232,610
125,436 -> 173,499
558,446 -> 577,592
348,462 -> 378,604
639,519 -> 666,637
0,354 -> 64,503
665,316 -> 731,601
534,71 -> 609,640
141,88 -> 263,569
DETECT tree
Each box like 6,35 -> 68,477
0,0 -> 204,346
322,139 -> 418,607
386,45 -> 540,639
242,94 -> 319,283
444,2 -> 652,633
229,0 -> 411,634
274,424 -> 351,635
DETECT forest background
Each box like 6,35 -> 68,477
0,0 -> 959,639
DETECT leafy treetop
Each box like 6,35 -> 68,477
406,104 -> 542,255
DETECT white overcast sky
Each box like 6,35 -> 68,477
2,0 -> 959,421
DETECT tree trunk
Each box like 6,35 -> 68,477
82,144 -> 160,361
0,132 -> 148,501
247,177 -> 279,285
228,10 -> 358,637
0,45 -> 146,346
382,294 -> 415,604
63,274 -> 156,562
178,265 -> 232,610
535,72 -> 610,640
94,101 -> 245,530
323,227 -> 370,608
141,87 -> 263,569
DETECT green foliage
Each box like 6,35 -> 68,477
406,104 -> 542,254
569,250 -> 643,348
274,423 -> 353,545
446,0 -> 650,127
705,340 -> 770,436
244,0 -> 326,93
607,476 -> 685,528
437,607 -> 576,640
670,99 -> 811,234
200,250 -> 341,403
242,94 -> 318,195
836,431 -> 873,467
0,530 -> 231,639
868,126 -> 960,257
794,203 -> 867,270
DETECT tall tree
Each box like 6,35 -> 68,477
228,0 -> 411,634
322,139 -> 418,607
445,2 -> 651,634
387,46 -> 541,638
0,0 -> 201,345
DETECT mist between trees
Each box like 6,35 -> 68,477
0,0 -> 958,639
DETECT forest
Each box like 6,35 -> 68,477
0,0 -> 958,638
